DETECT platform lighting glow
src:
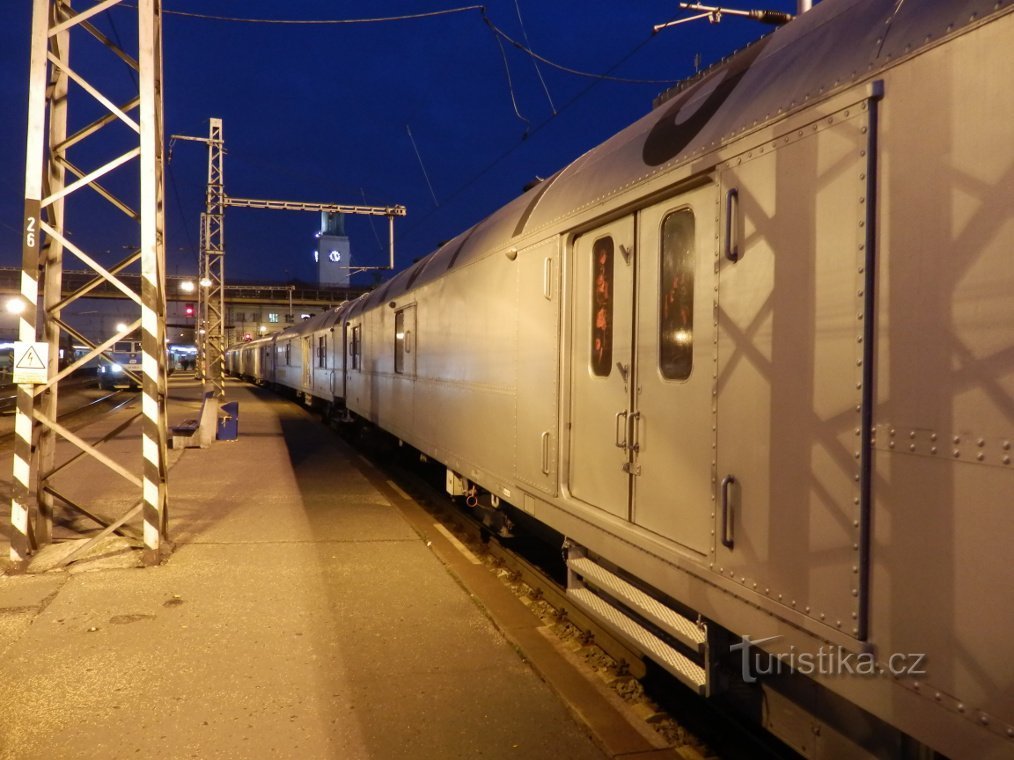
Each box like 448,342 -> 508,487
179,280 -> 195,293
199,277 -> 212,288
116,322 -> 129,333
258,325 -> 267,334
5,298 -> 25,315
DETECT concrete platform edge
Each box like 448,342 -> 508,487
360,469 -> 683,760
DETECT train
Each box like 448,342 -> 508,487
226,1 -> 1014,757
95,339 -> 142,390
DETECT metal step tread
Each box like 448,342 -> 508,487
568,557 -> 705,651
567,587 -> 707,695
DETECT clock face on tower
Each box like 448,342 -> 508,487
328,250 -> 341,263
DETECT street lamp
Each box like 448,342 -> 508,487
5,298 -> 26,315
180,280 -> 195,293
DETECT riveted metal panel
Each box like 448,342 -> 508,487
514,238 -> 561,495
868,11 -> 1014,748
714,100 -> 873,638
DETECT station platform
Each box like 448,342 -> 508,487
0,375 -> 681,760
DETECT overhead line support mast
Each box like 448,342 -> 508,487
171,120 -> 406,398
11,0 -> 170,571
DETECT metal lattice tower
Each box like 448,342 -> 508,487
10,0 -> 169,570
196,211 -> 207,379
171,118 -> 407,397
204,119 -> 226,398
174,120 -> 226,396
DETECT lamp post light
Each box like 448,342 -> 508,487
5,298 -> 26,315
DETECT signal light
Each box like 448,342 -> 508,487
184,303 -> 194,317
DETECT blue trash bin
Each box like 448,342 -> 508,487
217,401 -> 239,441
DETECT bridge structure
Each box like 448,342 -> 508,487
0,267 -> 370,346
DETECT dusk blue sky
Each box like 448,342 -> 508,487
0,1 -> 798,286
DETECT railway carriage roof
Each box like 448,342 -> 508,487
380,0 -> 1005,304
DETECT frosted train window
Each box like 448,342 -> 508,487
591,236 -> 614,377
317,336 -> 326,368
659,209 -> 695,380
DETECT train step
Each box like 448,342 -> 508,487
566,552 -> 709,696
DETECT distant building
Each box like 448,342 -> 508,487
315,212 -> 351,287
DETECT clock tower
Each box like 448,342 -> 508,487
316,212 -> 351,286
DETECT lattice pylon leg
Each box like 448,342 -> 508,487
139,0 -> 170,564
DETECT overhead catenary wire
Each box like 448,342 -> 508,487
400,11 -> 683,240
150,3 -> 683,85
487,20 -> 532,134
406,125 -> 440,208
482,14 -> 683,85
150,5 -> 487,25
143,3 -> 690,264
513,0 -> 556,115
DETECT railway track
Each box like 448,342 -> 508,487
0,380 -> 137,447
348,434 -> 798,760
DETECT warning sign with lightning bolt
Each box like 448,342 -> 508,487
13,342 -> 49,385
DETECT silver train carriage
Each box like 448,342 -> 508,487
226,1 -> 1014,757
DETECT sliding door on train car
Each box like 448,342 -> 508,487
630,188 -> 716,556
301,336 -> 311,391
568,217 -> 635,520
568,190 -> 715,557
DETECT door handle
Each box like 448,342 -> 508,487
627,411 -> 641,453
725,188 -> 739,263
541,431 -> 551,475
614,410 -> 628,449
721,475 -> 737,549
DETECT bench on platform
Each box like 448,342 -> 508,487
170,391 -> 218,449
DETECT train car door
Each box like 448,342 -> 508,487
568,217 -> 634,519
301,336 -> 311,390
330,327 -> 339,399
631,188 -> 716,556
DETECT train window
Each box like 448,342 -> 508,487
268,313 -> 279,324
659,209 -> 695,381
317,336 -> 326,368
285,341 -> 291,366
350,325 -> 361,370
394,310 -> 406,374
591,236 -> 614,377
